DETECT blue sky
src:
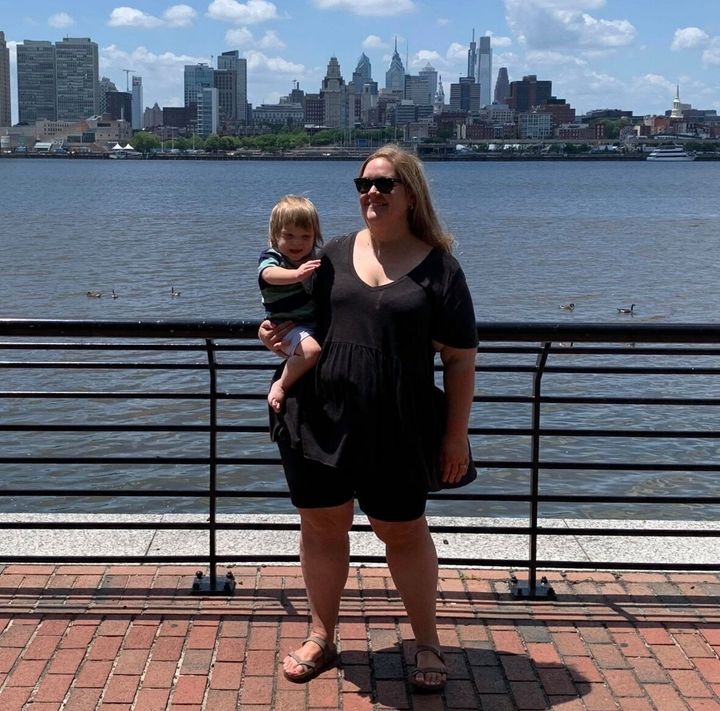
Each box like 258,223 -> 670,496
3,0 -> 719,124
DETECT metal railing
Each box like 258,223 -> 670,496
1,318 -> 720,597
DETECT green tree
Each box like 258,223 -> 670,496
204,133 -> 222,152
129,131 -> 160,154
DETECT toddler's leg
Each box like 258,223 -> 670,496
268,337 -> 321,413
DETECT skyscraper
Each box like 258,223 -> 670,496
352,52 -> 372,91
321,56 -> 347,128
131,76 -> 143,130
184,64 -> 214,108
217,50 -> 248,126
477,36 -> 492,107
98,76 -> 118,116
494,67 -> 510,104
419,63 -> 438,106
385,38 -> 405,93
55,37 -> 99,120
467,30 -> 477,81
508,75 -> 552,112
17,40 -> 57,122
0,32 -> 10,126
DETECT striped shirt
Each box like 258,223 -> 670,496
258,247 -> 316,325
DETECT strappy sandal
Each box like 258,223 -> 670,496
282,635 -> 338,684
410,644 -> 447,694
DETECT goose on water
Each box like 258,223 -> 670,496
560,303 -> 575,311
617,304 -> 635,314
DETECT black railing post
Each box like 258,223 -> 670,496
192,338 -> 235,594
510,341 -> 555,599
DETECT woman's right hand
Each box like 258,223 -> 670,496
258,319 -> 293,356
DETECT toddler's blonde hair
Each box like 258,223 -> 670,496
268,195 -> 323,248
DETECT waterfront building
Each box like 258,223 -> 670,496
97,77 -> 117,116
508,75 -> 552,113
396,100 -> 418,126
184,64 -> 214,108
537,97 -> 576,127
217,50 -> 248,126
131,76 -> 143,131
17,40 -> 57,123
162,105 -> 195,132
253,102 -> 303,128
494,67 -> 510,104
143,103 -> 163,129
321,57 -> 347,129
196,87 -> 218,137
0,32 -> 10,127
105,91 -> 131,122
385,38 -> 405,93
304,93 -> 324,126
518,110 -> 553,139
477,36 -> 492,107
556,122 -> 594,140
479,103 -> 515,125
55,38 -> 99,121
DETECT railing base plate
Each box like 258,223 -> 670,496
191,570 -> 236,595
509,576 -> 556,600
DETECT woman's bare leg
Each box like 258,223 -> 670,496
369,515 -> 446,688
283,501 -> 354,677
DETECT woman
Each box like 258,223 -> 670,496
260,144 -> 478,693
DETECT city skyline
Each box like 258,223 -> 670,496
2,0 -> 720,125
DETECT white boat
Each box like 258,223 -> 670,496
646,145 -> 695,162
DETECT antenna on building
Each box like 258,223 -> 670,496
122,69 -> 135,92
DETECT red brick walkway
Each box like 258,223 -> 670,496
0,565 -> 719,710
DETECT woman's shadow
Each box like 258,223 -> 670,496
340,642 -> 592,710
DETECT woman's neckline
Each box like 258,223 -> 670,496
348,231 -> 434,290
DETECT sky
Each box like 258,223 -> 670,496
2,0 -> 720,125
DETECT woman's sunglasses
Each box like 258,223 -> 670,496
353,177 -> 403,194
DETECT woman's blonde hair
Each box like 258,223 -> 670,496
268,195 -> 323,248
358,144 -> 454,253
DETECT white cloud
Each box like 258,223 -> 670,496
436,18 -> 450,27
259,30 -> 285,50
362,35 -> 388,50
702,38 -> 720,66
163,5 -> 198,28
207,0 -> 280,24
108,7 -> 164,28
48,12 -> 75,29
244,50 -> 304,74
671,27 -> 710,51
488,34 -> 513,48
504,0 -> 635,51
312,0 -> 415,17
446,42 -> 467,62
226,27 -> 255,46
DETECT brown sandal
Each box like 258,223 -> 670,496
282,635 -> 338,684
410,644 -> 447,693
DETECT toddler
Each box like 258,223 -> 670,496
258,195 -> 323,412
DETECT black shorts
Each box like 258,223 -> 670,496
277,437 -> 428,522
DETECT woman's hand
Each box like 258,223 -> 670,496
258,319 -> 293,357
439,432 -> 470,484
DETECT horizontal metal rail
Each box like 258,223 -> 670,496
1,318 -> 720,597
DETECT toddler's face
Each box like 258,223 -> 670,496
277,223 -> 315,264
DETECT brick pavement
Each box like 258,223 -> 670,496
0,564 -> 719,710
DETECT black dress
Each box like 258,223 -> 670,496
272,232 -> 478,494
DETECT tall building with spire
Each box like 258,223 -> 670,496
467,30 -> 477,81
352,52 -> 372,91
385,38 -> 405,93
670,84 -> 683,119
0,31 -> 10,126
494,67 -> 509,104
434,75 -> 445,114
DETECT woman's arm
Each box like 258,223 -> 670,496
435,343 -> 477,484
258,319 -> 294,357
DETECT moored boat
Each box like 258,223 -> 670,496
646,145 -> 695,161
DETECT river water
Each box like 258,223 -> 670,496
2,157 -> 720,519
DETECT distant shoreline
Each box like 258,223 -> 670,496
2,151 -> 719,162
